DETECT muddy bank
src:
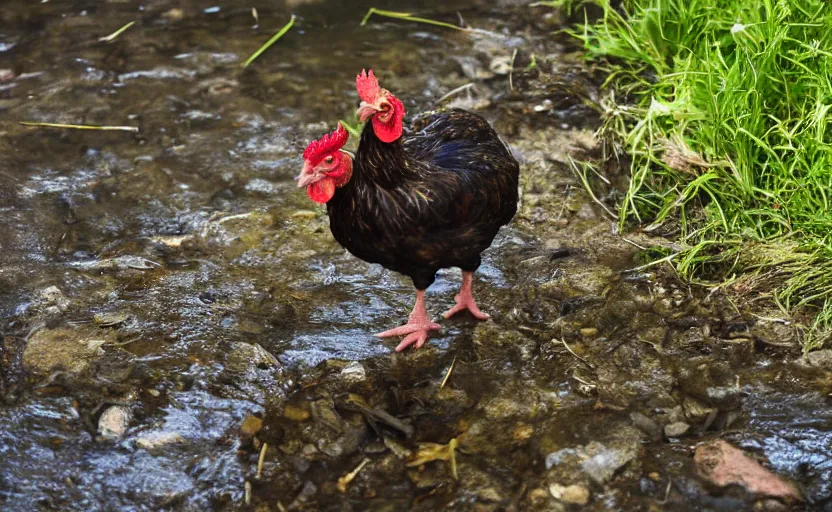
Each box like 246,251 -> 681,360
1,0 -> 830,511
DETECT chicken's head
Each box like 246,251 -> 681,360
356,69 -> 405,143
297,123 -> 352,204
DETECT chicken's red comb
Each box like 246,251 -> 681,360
356,69 -> 381,103
303,123 -> 349,164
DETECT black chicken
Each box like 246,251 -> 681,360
297,70 -> 519,351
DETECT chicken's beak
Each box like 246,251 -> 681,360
296,162 -> 324,188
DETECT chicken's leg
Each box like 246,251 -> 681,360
376,290 -> 441,352
442,271 -> 490,320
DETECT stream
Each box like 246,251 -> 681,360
1,0 -> 831,510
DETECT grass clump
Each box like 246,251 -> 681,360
562,0 -> 832,350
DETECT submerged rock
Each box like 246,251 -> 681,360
664,422 -> 690,438
694,440 -> 802,501
546,424 -> 643,485
339,361 -> 366,383
23,327 -> 113,377
225,342 -> 280,374
98,406 -> 132,438
240,414 -> 263,437
798,349 -> 832,369
579,439 -> 640,484
549,483 -> 590,505
136,432 -> 186,450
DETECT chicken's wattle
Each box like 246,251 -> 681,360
307,178 -> 336,204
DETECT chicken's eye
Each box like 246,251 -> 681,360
324,155 -> 334,164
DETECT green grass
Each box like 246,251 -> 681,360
558,0 -> 832,351
242,15 -> 296,68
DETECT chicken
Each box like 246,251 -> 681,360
297,70 -> 519,351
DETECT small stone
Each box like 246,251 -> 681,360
489,55 -> 513,75
136,432 -> 185,449
755,498 -> 788,511
478,488 -> 504,502
579,428 -> 642,484
23,327 -> 112,377
98,406 -> 131,438
528,488 -> 551,507
512,422 -> 534,442
706,385 -> 741,405
799,349 -> 832,369
283,404 -> 310,422
165,8 -> 185,21
339,361 -> 366,383
301,443 -> 319,457
683,396 -> 716,421
240,414 -> 263,436
630,412 -> 662,441
694,440 -> 802,501
310,400 -> 343,432
225,342 -> 280,374
580,328 -> 598,337
93,312 -> 130,327
664,422 -> 690,438
549,483 -> 590,505
0,69 -> 15,82
38,286 -> 64,302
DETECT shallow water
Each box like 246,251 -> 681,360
1,0 -> 831,511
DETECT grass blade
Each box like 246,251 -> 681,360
98,21 -> 135,42
242,15 -> 296,68
20,122 -> 139,132
339,120 -> 362,138
360,8 -> 464,31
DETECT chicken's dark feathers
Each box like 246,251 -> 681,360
326,109 -> 519,291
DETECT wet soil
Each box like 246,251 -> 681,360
1,0 -> 831,511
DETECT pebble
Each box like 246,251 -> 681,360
528,487 -> 552,507
478,488 -> 504,502
664,421 -> 690,438
630,412 -> 662,442
98,406 -> 131,438
339,361 -> 366,383
136,432 -> 185,449
23,327 -> 111,377
682,396 -> 716,421
240,414 -> 263,437
549,483 -> 590,505
225,342 -> 280,373
512,422 -> 534,442
283,404 -> 310,422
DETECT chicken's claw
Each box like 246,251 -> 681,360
376,289 -> 440,351
442,271 -> 490,320
442,297 -> 490,320
376,322 -> 441,338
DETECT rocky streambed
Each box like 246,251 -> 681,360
1,0 -> 830,511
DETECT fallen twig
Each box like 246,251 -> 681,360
20,121 -> 138,132
440,357 -> 456,389
337,457 -> 370,493
256,443 -> 268,479
558,337 -> 595,370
